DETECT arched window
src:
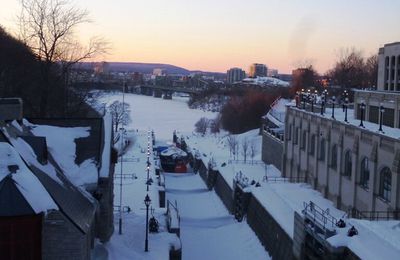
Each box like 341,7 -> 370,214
359,157 -> 370,189
310,134 -> 316,156
330,145 -> 337,170
343,150 -> 352,177
301,131 -> 307,150
319,138 -> 326,161
379,167 -> 392,202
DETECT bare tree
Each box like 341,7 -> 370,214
195,117 -> 209,135
227,135 -> 237,159
365,54 -> 378,88
249,140 -> 257,164
326,48 -> 367,89
210,115 -> 221,135
18,0 -> 108,116
241,138 -> 249,163
108,101 -> 130,132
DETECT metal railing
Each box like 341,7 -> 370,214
303,201 -> 338,231
350,208 -> 400,220
263,176 -> 306,183
114,173 -> 137,180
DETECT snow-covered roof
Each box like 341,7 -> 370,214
264,98 -> 294,127
27,122 -> 98,186
242,76 -> 290,87
161,146 -> 187,157
0,142 -> 58,214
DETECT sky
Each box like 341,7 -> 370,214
1,0 -> 400,74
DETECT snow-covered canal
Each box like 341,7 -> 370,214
99,92 -> 269,259
164,172 -> 269,260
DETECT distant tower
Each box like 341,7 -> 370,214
227,68 -> 246,83
249,63 -> 268,78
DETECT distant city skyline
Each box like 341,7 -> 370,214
1,0 -> 400,74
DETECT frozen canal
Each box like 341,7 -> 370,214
164,172 -> 270,260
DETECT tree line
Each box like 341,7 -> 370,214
0,0 -> 107,117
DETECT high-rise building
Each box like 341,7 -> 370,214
153,68 -> 167,76
267,69 -> 278,77
249,63 -> 268,78
226,68 -> 246,83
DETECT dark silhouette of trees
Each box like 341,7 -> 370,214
17,0 -> 108,116
291,65 -> 319,94
326,48 -> 378,89
220,90 -> 276,134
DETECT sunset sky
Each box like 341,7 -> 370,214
1,0 -> 400,74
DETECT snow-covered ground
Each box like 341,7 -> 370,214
96,92 -> 269,259
96,92 -> 400,260
164,172 -> 269,260
98,93 -> 217,140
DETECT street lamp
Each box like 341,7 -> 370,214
119,78 -> 126,235
144,194 -> 151,252
359,102 -> 366,128
344,97 -> 349,123
331,96 -> 336,119
301,89 -> 306,109
379,104 -> 385,132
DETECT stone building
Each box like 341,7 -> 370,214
0,98 -> 117,259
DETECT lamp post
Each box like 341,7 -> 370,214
331,96 -> 336,119
379,104 -> 385,132
359,102 -> 366,128
144,194 -> 151,252
310,95 -> 314,112
118,78 -> 126,235
301,89 -> 306,110
344,97 -> 349,123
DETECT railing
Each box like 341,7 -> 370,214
113,205 -> 132,213
228,159 -> 264,165
350,208 -> 400,220
118,157 -> 140,162
263,176 -> 307,183
303,201 -> 338,231
114,173 -> 137,180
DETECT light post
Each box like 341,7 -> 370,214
301,89 -> 306,110
118,78 -> 126,235
310,94 -> 314,113
379,104 -> 385,132
144,194 -> 151,252
359,102 -> 366,128
331,96 -> 336,119
344,97 -> 349,123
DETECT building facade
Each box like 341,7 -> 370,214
226,68 -> 246,83
249,63 -> 267,78
377,42 -> 400,91
283,107 -> 400,217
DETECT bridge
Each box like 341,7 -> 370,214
138,85 -> 202,98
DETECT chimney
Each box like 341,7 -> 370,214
0,98 -> 23,121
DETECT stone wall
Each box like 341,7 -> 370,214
42,211 -> 93,260
262,131 -> 283,171
213,171 -> 234,213
246,194 -> 294,260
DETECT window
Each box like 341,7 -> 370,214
294,127 -> 299,144
301,131 -> 307,150
319,138 -> 326,161
287,124 -> 292,140
343,150 -> 352,177
330,145 -> 337,169
310,134 -> 316,156
359,157 -> 370,189
379,167 -> 392,202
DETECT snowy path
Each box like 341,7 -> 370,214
164,172 -> 270,260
